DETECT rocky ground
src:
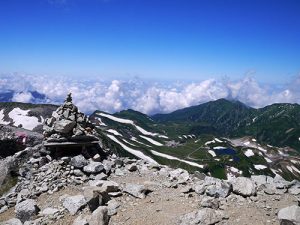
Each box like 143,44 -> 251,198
1,144 -> 300,225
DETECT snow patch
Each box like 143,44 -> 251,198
150,150 -> 204,168
130,137 -> 152,147
205,140 -> 215,145
98,112 -> 162,137
139,135 -> 163,146
106,134 -> 157,164
122,139 -> 137,147
214,138 -> 223,143
208,150 -> 216,157
97,118 -> 107,126
107,129 -> 122,136
213,146 -> 226,150
244,149 -> 255,157
254,165 -> 267,170
258,147 -> 267,153
264,157 -> 272,163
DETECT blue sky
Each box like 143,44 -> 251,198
0,0 -> 299,84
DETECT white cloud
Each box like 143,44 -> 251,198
1,73 -> 300,115
12,92 -> 33,103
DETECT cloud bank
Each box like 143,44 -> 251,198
0,74 -> 299,115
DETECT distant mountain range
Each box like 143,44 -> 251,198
1,98 -> 300,180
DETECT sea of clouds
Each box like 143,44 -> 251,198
1,73 -> 300,115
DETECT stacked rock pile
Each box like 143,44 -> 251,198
43,93 -> 97,142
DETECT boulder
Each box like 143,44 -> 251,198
62,195 -> 86,215
231,177 -> 256,197
179,208 -> 228,225
0,218 -> 23,225
204,177 -> 232,198
70,155 -> 88,169
53,119 -> 76,134
123,183 -> 149,199
83,162 -> 104,174
278,205 -> 300,225
88,206 -> 109,225
15,199 -> 40,223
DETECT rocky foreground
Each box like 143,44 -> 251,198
1,144 -> 300,225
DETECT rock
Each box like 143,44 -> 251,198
231,177 -> 256,197
72,215 -> 89,225
93,173 -> 108,180
278,205 -> 300,225
83,162 -> 104,174
114,168 -> 125,176
123,183 -> 149,199
41,207 -> 59,215
199,196 -> 220,209
169,168 -> 190,184
126,164 -> 138,172
107,199 -> 121,216
17,189 -> 30,203
179,208 -> 228,225
15,199 -> 40,223
0,218 -> 23,225
180,186 -> 193,194
70,155 -> 88,169
289,182 -> 300,195
53,119 -> 76,134
93,154 -> 101,162
62,195 -> 86,215
88,206 -> 109,225
203,177 -> 232,198
83,187 -> 104,211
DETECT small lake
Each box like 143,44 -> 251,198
214,148 -> 240,161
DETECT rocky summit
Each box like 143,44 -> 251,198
1,98 -> 300,225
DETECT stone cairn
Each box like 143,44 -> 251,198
43,93 -> 98,143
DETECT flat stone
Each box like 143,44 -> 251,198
62,195 -> 86,215
123,183 -> 149,199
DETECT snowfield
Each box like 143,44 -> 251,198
106,134 -> 157,164
150,150 -> 204,168
5,108 -> 43,130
